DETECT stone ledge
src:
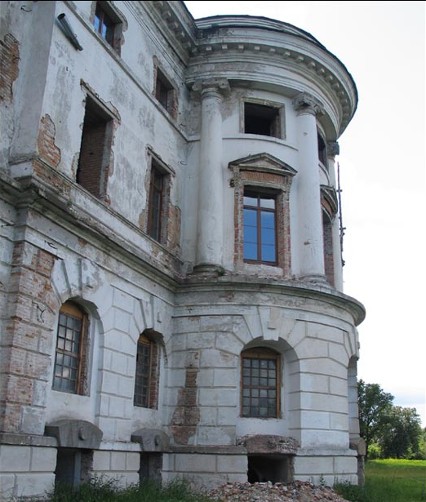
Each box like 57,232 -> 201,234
0,432 -> 57,447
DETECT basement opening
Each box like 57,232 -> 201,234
247,454 -> 293,484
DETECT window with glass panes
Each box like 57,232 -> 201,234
134,335 -> 156,408
241,348 -> 280,418
93,2 -> 115,46
53,302 -> 87,394
243,191 -> 277,264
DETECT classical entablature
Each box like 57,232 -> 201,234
145,2 -> 357,138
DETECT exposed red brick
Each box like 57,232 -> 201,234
37,114 -> 61,168
0,33 -> 19,103
171,367 -> 200,444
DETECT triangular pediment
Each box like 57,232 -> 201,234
229,153 -> 297,177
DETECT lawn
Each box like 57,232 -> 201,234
335,459 -> 426,502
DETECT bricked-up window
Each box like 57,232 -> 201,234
93,1 -> 122,54
244,102 -> 281,138
241,348 -> 280,418
134,333 -> 159,408
77,96 -> 113,199
243,190 -> 277,264
53,302 -> 88,394
155,67 -> 177,118
147,161 -> 168,242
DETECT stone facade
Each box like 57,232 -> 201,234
0,1 -> 365,500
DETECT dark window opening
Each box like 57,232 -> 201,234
248,455 -> 292,484
134,333 -> 159,408
155,68 -> 176,117
55,448 -> 92,488
139,453 -> 162,483
147,162 -> 168,243
241,348 -> 280,418
318,133 -> 327,166
243,190 -> 277,264
244,103 -> 281,137
77,96 -> 113,199
53,302 -> 88,395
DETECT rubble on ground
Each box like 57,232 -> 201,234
207,480 -> 349,501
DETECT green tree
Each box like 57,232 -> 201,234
358,379 -> 394,457
379,406 -> 422,458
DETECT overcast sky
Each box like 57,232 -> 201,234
184,1 -> 426,426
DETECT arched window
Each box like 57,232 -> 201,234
134,332 -> 159,409
53,301 -> 88,394
241,347 -> 281,418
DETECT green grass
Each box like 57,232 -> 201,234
43,478 -> 212,502
335,459 -> 426,502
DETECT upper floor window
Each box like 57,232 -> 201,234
243,190 -> 277,264
318,132 -> 327,167
93,1 -> 123,54
134,333 -> 159,408
229,153 -> 296,274
147,161 -> 169,242
241,347 -> 280,418
77,93 -> 115,200
154,67 -> 177,119
244,102 -> 282,138
53,302 -> 88,394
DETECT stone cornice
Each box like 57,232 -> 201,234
177,274 -> 366,327
124,4 -> 357,136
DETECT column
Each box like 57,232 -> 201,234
192,78 -> 230,272
327,141 -> 344,290
292,93 -> 326,281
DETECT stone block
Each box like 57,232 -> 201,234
300,410 -> 330,429
174,453 -> 216,472
294,456 -> 333,475
200,349 -> 238,369
14,472 -> 55,498
111,451 -> 126,471
215,332 -> 242,355
199,407 -> 218,426
0,445 -> 31,471
199,388 -> 237,407
0,474 -> 15,500
112,288 -> 134,313
329,376 -> 347,396
30,446 -> 57,471
125,452 -> 140,471
217,406 -> 238,426
213,368 -> 237,387
93,450 -> 111,470
217,454 -> 247,473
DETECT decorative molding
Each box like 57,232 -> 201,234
192,78 -> 230,98
327,141 -> 340,157
292,92 -> 325,116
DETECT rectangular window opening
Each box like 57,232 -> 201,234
147,161 -> 169,243
244,102 -> 281,138
77,97 -> 112,199
93,2 -> 122,53
241,350 -> 280,418
155,68 -> 176,117
243,190 -> 277,265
